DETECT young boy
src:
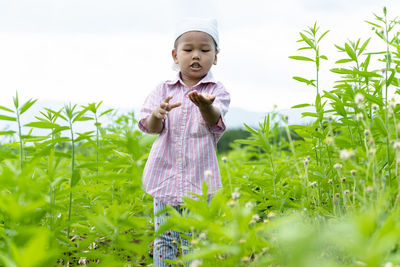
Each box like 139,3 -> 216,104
138,18 -> 230,266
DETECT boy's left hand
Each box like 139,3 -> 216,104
188,90 -> 215,108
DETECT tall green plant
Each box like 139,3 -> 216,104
289,22 -> 329,168
59,103 -> 91,238
0,92 -> 37,170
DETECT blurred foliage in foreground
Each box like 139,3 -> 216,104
1,7 -> 400,267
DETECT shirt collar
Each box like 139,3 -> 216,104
166,71 -> 216,87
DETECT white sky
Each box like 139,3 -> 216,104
0,0 -> 399,113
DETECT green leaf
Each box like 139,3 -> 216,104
301,112 -> 317,118
289,56 -> 314,62
311,131 -> 324,139
291,103 -> 311,109
23,136 -> 49,142
355,70 -> 381,78
292,76 -> 315,86
24,121 -> 59,129
374,116 -> 387,136
297,47 -> 312,51
100,109 -> 114,117
364,94 -> 384,106
13,92 -> 19,109
365,20 -> 382,29
335,59 -> 353,64
0,130 -> 15,135
345,43 -> 357,61
74,116 -> 92,122
71,169 -> 81,187
20,99 -> 37,115
75,131 -> 94,142
0,115 -> 17,121
358,38 -> 371,56
330,68 -> 354,75
317,30 -> 330,43
299,32 -> 315,48
335,45 -> 345,51
0,105 -> 14,113
320,55 -> 328,60
243,123 -> 258,135
387,70 -> 395,86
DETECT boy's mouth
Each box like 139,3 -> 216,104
190,62 -> 202,70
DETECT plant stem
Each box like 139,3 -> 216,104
16,108 -> 23,171
67,122 -> 75,238
384,11 -> 392,187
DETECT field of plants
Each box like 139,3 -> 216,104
1,7 -> 400,267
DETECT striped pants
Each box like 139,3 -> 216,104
153,199 -> 191,267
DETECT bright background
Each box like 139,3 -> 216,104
0,0 -> 399,114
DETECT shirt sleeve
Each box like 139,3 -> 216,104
208,82 -> 230,135
138,83 -> 165,134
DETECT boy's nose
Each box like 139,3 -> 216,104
192,51 -> 200,60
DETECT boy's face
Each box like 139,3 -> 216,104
172,31 -> 218,87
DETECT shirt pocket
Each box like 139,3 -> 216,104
189,107 -> 208,138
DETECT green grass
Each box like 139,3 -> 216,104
0,7 -> 400,267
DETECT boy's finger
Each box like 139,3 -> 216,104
170,102 -> 181,109
164,96 -> 173,103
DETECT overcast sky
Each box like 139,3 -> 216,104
0,0 -> 399,114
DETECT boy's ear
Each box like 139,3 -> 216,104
213,53 -> 218,65
172,49 -> 178,64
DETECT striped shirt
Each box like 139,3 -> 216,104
138,72 -> 230,206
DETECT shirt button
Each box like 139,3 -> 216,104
177,158 -> 182,162
177,174 -> 182,178
181,125 -> 185,130
182,109 -> 187,113
178,142 -> 182,146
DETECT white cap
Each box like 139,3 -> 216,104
174,18 -> 219,52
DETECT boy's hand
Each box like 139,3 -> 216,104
153,96 -> 181,119
188,90 -> 215,109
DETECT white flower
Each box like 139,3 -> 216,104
252,214 -> 260,221
325,137 -> 333,144
356,113 -> 363,121
309,181 -> 317,187
355,93 -> 364,104
190,259 -> 203,267
199,232 -> 207,240
333,163 -> 342,169
363,129 -> 370,136
221,156 -> 228,163
371,104 -> 378,111
204,170 -> 212,178
78,258 -> 89,265
393,141 -> 400,149
245,202 -> 254,208
340,149 -> 350,160
231,191 -> 240,200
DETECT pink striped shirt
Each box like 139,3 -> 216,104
138,72 -> 230,206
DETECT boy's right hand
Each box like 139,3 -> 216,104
152,96 -> 181,120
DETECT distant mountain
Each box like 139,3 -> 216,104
225,106 -> 316,129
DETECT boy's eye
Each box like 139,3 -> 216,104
183,49 -> 192,52
202,50 -> 210,52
